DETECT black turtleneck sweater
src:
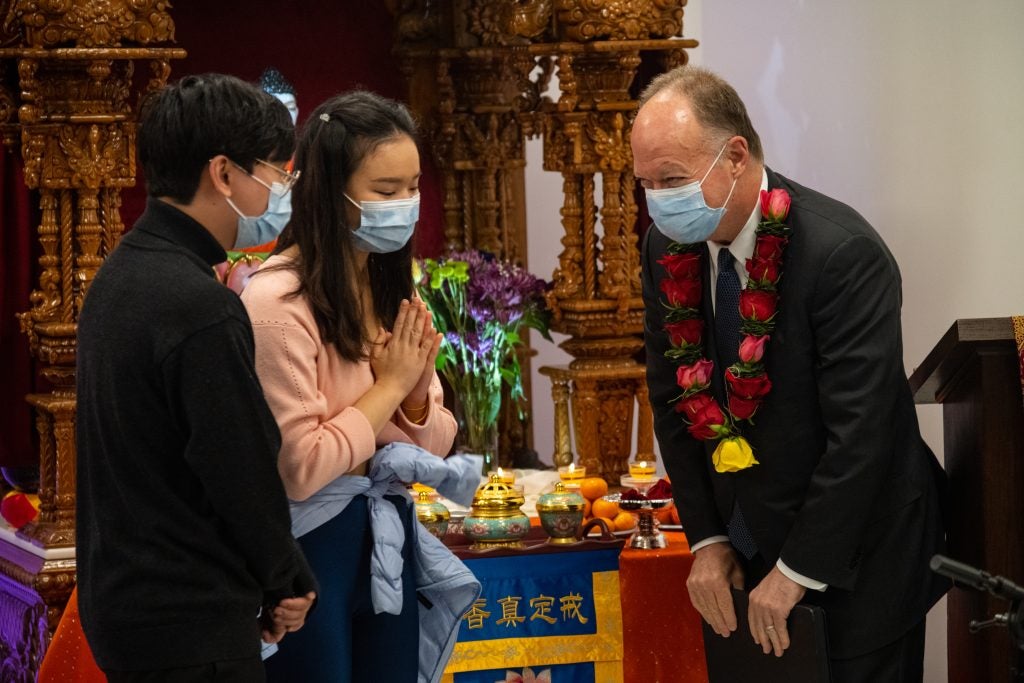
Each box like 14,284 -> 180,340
76,199 -> 316,671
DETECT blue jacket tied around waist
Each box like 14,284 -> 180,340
263,443 -> 483,683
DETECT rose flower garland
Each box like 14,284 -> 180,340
658,189 -> 792,473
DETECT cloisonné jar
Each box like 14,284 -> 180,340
463,475 -> 530,550
535,481 -> 585,544
414,490 -> 450,539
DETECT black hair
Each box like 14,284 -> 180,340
272,90 -> 417,362
138,73 -> 295,204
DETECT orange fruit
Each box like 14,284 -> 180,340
594,516 -> 615,534
591,497 -> 620,520
612,511 -> 635,531
579,477 -> 609,501
654,507 -> 673,524
582,498 -> 592,519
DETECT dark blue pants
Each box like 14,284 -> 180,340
265,495 -> 419,683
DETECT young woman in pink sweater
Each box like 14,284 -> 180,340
241,91 -> 457,682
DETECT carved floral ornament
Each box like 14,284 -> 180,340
3,0 -> 175,48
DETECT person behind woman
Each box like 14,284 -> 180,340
241,91 -> 458,682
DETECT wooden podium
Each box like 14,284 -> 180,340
909,318 -> 1024,682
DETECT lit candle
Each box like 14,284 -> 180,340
628,460 -> 655,481
558,463 -> 586,482
487,468 -> 516,484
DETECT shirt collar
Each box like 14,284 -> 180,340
708,169 -> 769,279
134,198 -> 228,267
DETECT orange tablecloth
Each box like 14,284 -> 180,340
619,530 -> 709,682
37,586 -> 106,682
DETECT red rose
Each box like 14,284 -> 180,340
738,334 -> 770,363
658,252 -> 702,280
676,359 -> 713,391
725,370 -> 773,399
759,188 -> 792,223
660,277 -> 702,308
646,478 -> 672,499
665,318 -> 704,346
682,394 -> 726,440
675,392 -> 714,416
753,234 -> 788,260
746,256 -> 780,283
738,289 -> 778,321
728,395 -> 762,420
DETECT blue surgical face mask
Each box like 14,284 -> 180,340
226,176 -> 292,250
645,143 -> 736,244
344,193 -> 420,254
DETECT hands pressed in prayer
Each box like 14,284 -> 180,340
686,542 -> 745,638
401,298 -> 443,417
370,299 -> 436,400
748,567 -> 805,657
261,591 -> 317,644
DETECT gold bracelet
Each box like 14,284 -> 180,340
403,402 -> 429,418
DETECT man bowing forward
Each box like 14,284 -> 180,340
635,65 -> 948,683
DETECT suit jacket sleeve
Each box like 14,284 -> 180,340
779,233 -> 905,589
641,227 -> 726,545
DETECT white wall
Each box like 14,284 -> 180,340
526,1 -> 1024,680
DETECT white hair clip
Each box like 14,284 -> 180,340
319,113 -> 330,122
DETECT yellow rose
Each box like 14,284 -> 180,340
712,437 -> 759,473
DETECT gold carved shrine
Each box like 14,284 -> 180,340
390,0 -> 697,481
0,0 -> 183,676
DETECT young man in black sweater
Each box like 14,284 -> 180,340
76,74 -> 316,682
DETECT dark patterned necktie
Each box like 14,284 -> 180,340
716,248 -> 758,560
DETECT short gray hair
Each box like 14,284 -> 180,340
638,65 -> 763,161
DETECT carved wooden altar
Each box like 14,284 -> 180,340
390,0 -> 697,481
0,1 -> 183,677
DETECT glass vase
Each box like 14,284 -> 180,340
455,390 -> 500,475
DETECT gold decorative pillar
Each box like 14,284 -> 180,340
538,6 -> 696,483
0,2 -> 184,673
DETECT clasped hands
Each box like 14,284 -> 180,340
260,591 -> 317,644
686,543 -> 806,657
370,298 -> 443,419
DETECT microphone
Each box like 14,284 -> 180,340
930,554 -> 1024,601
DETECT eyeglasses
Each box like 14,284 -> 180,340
228,158 -> 301,194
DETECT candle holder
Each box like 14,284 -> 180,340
628,460 -> 656,481
557,464 -> 586,483
487,468 -> 516,485
605,475 -> 673,550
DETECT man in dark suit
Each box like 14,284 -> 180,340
634,66 -> 948,682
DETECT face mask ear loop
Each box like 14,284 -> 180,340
699,142 -> 729,186
342,193 -> 362,211
720,176 -> 738,211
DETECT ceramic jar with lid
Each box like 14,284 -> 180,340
463,475 -> 530,549
414,490 -> 451,539
536,481 -> 586,544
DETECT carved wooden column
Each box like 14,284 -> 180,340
538,6 -> 696,483
0,2 -> 183,675
391,1 -> 696,478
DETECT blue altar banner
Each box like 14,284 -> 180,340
443,547 -> 623,682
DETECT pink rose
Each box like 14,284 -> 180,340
676,359 -> 713,391
759,188 -> 791,223
738,335 -> 770,363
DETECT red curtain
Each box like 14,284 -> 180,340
0,146 -> 37,469
121,1 -> 444,255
